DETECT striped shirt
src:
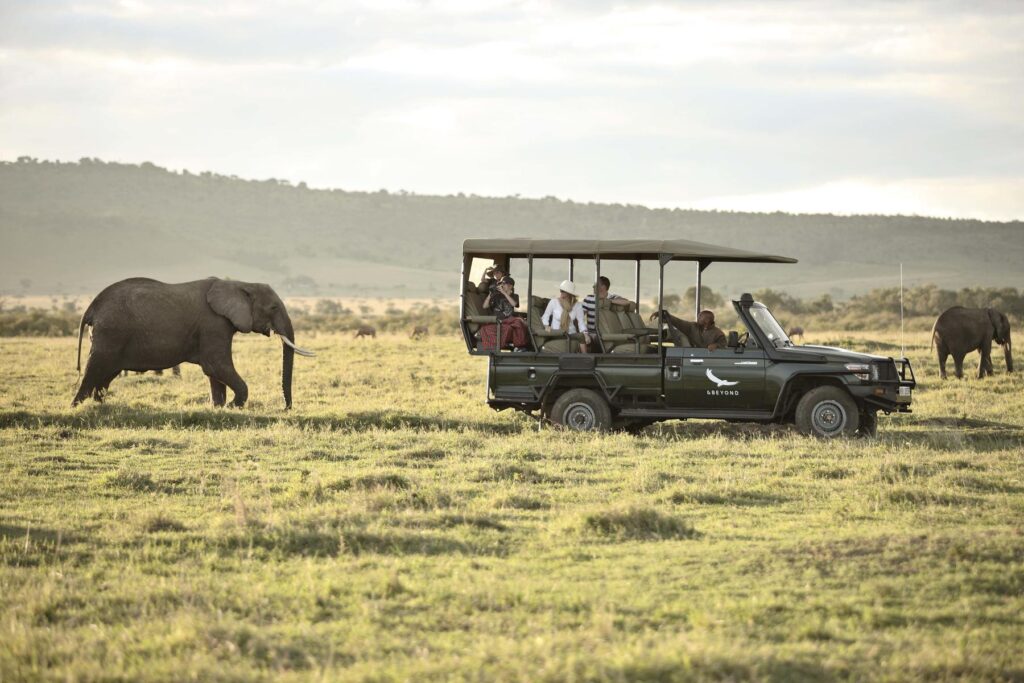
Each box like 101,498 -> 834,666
582,293 -> 626,333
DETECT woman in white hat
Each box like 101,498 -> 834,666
542,280 -> 591,352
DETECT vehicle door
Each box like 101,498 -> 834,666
664,339 -> 767,411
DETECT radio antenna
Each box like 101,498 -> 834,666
900,263 -> 905,357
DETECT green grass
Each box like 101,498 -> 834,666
1,331 -> 1023,681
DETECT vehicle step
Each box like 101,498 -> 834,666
617,408 -> 775,421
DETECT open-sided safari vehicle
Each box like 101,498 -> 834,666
461,239 -> 915,437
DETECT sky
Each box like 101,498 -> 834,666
1,0 -> 1022,220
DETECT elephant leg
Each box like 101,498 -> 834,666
94,367 -> 124,400
977,348 -> 988,379
221,367 -> 248,408
953,354 -> 965,379
73,353 -> 121,406
937,347 -> 949,380
209,377 -> 227,407
205,363 -> 248,408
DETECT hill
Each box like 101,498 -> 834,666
1,158 -> 1021,299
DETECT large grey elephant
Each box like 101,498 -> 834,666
932,306 -> 1013,379
73,277 -> 314,407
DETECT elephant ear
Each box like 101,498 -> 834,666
207,280 -> 254,333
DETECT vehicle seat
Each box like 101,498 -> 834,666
598,299 -> 651,353
463,282 -> 497,341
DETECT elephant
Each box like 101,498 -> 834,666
73,277 -> 314,408
932,306 -> 1013,379
354,325 -> 376,339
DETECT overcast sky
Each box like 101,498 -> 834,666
2,0 -> 1022,219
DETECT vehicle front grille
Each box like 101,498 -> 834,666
874,360 -> 899,382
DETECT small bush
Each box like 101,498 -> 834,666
141,514 -> 187,533
105,470 -> 158,492
582,506 -> 699,541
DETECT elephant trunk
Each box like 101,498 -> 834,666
1004,337 -> 1013,373
278,314 -> 295,409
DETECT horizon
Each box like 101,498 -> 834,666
7,155 -> 1022,225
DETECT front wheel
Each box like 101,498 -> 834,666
549,389 -> 612,433
795,386 -> 860,438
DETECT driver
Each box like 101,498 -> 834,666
652,309 -> 727,351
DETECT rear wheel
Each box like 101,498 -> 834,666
550,389 -> 612,433
795,386 -> 859,438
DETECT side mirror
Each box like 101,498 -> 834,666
727,331 -> 739,348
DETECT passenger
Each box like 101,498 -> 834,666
653,309 -> 728,351
582,276 -> 635,335
479,277 -> 529,351
542,280 -> 591,352
480,263 -> 519,306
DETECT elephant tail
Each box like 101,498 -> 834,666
76,303 -> 94,373
930,319 -> 939,351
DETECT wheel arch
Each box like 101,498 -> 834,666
539,372 -> 614,415
774,373 -> 853,422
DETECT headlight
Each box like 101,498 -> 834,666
845,363 -> 871,381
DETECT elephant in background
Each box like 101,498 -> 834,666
123,366 -> 181,377
932,306 -> 1013,379
74,277 -> 314,407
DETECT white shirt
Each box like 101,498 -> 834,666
542,298 -> 588,334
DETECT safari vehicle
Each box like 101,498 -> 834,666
460,238 -> 916,437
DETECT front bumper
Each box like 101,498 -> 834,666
852,358 -> 916,413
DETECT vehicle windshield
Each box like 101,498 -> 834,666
747,304 -> 792,348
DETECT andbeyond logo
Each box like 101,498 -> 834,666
705,369 -> 739,387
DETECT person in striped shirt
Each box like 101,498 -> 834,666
581,276 -> 634,335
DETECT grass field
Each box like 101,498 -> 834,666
1,331 -> 1022,681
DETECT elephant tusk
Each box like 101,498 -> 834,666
277,333 -> 316,357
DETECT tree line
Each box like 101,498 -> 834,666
1,284 -> 1019,337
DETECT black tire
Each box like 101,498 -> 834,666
550,389 -> 612,433
794,386 -> 860,438
858,410 -> 878,439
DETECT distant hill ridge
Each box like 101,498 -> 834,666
1,158 -> 1021,298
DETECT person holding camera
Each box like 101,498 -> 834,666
479,277 -> 529,351
480,264 -> 519,307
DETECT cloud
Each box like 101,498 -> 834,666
1,0 -> 1022,219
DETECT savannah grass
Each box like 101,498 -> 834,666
1,331 -> 1022,681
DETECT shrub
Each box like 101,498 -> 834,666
582,506 -> 699,541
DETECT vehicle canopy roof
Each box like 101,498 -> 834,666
462,238 -> 797,264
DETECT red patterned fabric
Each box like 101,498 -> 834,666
478,317 -> 529,350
